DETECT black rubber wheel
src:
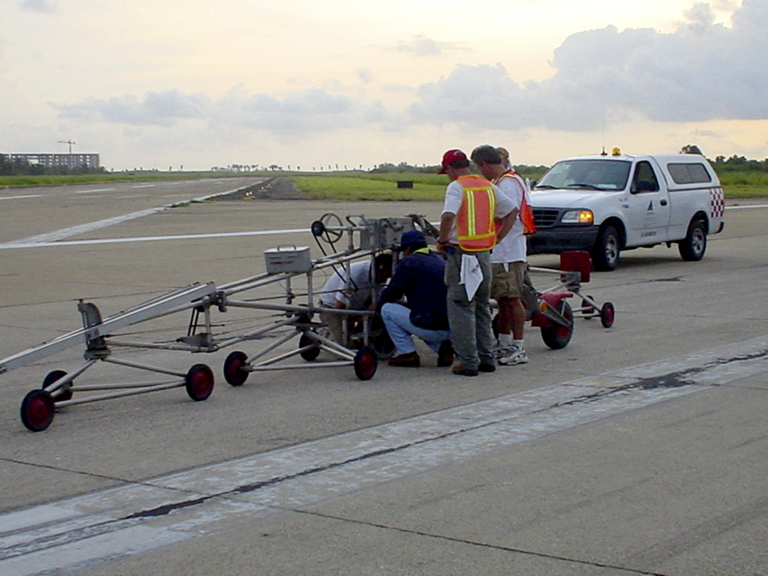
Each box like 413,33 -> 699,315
43,370 -> 73,402
299,332 -> 321,362
591,225 -> 620,271
185,364 -> 214,401
369,315 -> 395,359
600,302 -> 616,328
354,346 -> 378,381
223,351 -> 249,386
540,300 -> 574,350
679,219 -> 707,261
21,389 -> 55,432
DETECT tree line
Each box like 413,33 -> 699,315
371,161 -> 551,176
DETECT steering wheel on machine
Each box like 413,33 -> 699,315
311,212 -> 344,247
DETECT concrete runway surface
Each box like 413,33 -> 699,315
0,178 -> 766,576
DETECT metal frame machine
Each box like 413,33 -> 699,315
1,213 -> 613,431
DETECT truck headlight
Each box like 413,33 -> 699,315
561,209 -> 594,224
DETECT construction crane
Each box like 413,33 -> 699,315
57,139 -> 76,153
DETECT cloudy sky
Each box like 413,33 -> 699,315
1,0 -> 765,171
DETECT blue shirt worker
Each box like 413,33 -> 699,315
377,230 -> 453,368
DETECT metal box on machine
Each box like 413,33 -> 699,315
359,218 -> 415,251
264,246 -> 312,274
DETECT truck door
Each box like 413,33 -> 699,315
625,160 -> 671,246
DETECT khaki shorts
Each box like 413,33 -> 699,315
491,262 -> 526,300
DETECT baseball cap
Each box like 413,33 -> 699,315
397,230 -> 427,251
438,149 -> 468,174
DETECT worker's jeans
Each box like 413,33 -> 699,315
444,248 -> 494,369
380,303 -> 450,355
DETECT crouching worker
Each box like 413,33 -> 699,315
377,230 -> 453,368
319,254 -> 393,347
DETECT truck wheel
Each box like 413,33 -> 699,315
679,219 -> 707,261
591,225 -> 620,271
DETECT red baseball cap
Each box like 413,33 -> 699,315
438,149 -> 467,174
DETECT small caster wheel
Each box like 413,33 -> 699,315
186,364 -> 214,401
223,351 -> 249,386
299,332 -> 321,362
601,302 -> 616,328
43,370 -> 73,402
540,300 -> 574,350
21,389 -> 55,432
354,346 -> 378,381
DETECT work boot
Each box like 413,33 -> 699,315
388,351 -> 420,367
452,362 -> 478,377
437,340 -> 454,367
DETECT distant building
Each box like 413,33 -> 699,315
6,153 -> 100,169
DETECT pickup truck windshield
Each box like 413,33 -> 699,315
536,159 -> 631,191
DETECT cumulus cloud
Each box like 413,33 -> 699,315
53,85 -> 399,139
357,69 -> 374,84
387,34 -> 471,57
19,0 -> 58,13
409,0 -> 768,131
50,1 -> 768,143
55,90 -> 210,127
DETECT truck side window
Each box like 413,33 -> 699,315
632,161 -> 660,193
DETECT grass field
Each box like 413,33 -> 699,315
291,175 -> 447,201
718,172 -> 768,198
2,169 -> 768,200
0,171 -> 230,188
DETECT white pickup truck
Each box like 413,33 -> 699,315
527,152 -> 726,271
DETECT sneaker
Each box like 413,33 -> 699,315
437,340 -> 454,367
478,362 -> 496,373
388,351 -> 420,367
452,363 -> 478,377
498,345 -> 529,366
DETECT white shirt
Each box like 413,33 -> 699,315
441,178 -> 515,245
319,260 -> 374,309
490,173 -> 527,264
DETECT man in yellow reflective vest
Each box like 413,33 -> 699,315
436,149 -> 516,377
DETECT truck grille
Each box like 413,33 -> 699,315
532,208 -> 559,228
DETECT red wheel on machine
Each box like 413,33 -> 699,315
186,364 -> 214,401
299,332 -> 321,362
354,346 -> 378,381
540,300 -> 574,350
600,302 -> 615,328
223,351 -> 250,386
43,370 -> 73,402
21,389 -> 55,432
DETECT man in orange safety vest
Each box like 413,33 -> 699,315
472,145 -> 530,366
436,149 -> 515,377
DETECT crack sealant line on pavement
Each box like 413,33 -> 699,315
0,336 -> 767,576
290,509 -> 669,576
